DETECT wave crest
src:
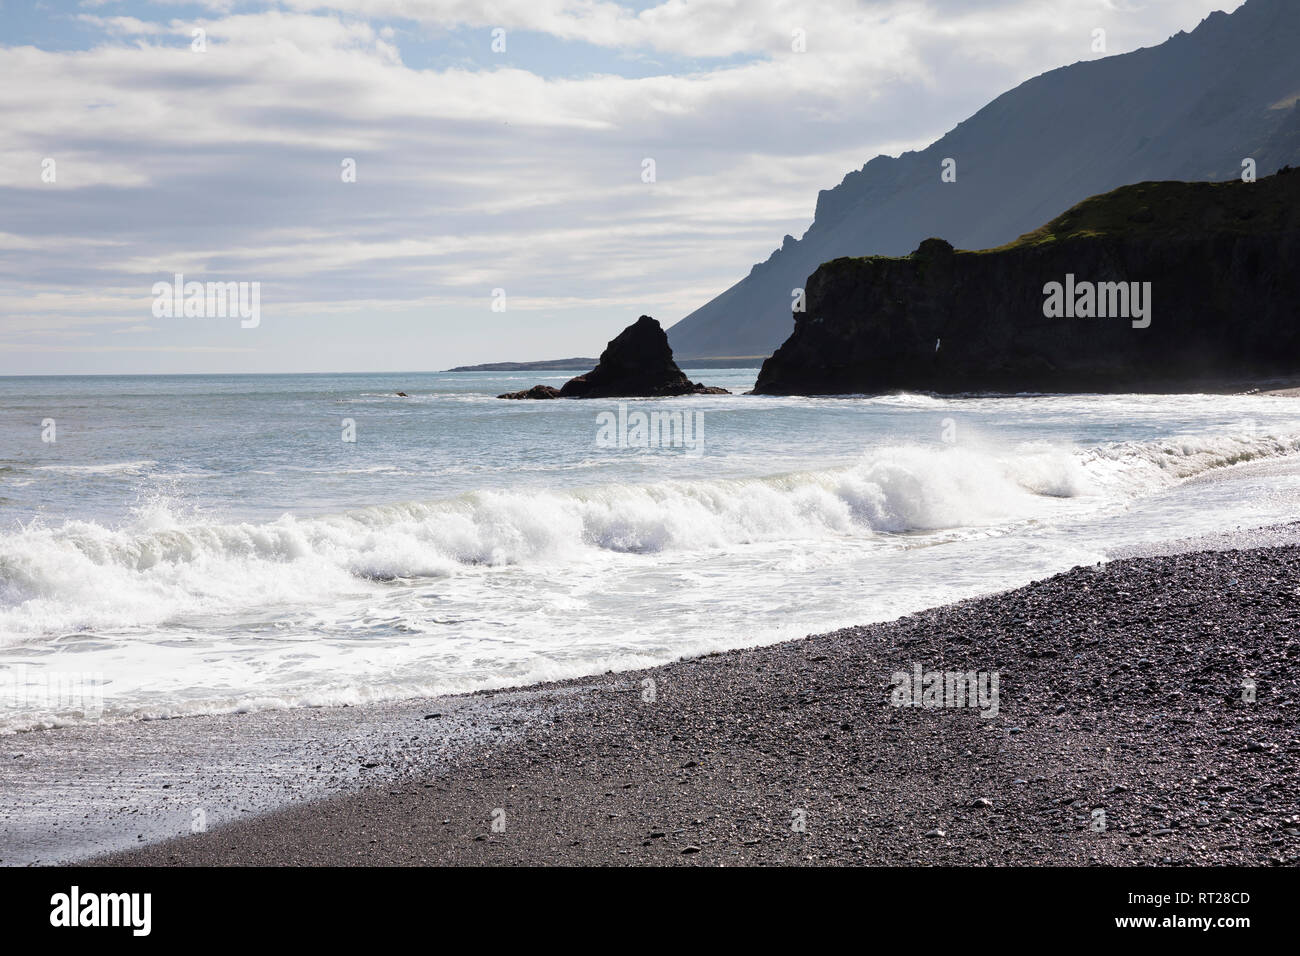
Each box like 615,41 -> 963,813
1,429 -> 1294,643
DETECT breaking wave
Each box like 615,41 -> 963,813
1,429 -> 1296,645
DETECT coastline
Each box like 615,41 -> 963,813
0,686 -> 579,866
40,526 -> 1292,867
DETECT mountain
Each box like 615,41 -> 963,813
751,171 -> 1300,395
668,0 -> 1300,360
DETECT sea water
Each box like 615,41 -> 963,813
3,370 -> 1299,732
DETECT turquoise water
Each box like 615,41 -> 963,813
3,370 -> 1300,731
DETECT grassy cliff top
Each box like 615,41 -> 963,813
993,169 -> 1300,250
824,170 -> 1300,271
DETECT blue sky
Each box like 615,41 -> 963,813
0,0 -> 1246,374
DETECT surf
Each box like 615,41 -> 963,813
2,428 -> 1296,646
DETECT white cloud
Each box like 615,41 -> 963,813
0,0 -> 1248,370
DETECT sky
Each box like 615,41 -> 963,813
0,0 -> 1247,374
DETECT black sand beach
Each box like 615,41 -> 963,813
84,537 -> 1299,867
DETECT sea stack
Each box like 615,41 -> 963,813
499,316 -> 729,399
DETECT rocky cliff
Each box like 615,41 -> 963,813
669,0 -> 1300,360
499,316 -> 728,399
752,172 -> 1300,395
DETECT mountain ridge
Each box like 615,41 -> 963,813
668,0 -> 1300,359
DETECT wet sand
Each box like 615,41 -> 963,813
0,689 -> 572,865
85,537 -> 1299,867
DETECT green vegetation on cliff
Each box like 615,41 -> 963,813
753,171 -> 1300,396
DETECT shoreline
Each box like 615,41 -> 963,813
55,527 -> 1297,867
0,686 -> 581,866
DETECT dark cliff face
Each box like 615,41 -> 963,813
752,173 -> 1300,395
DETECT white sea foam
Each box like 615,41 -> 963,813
35,460 -> 156,476
7,371 -> 1300,737
1,429 -> 1294,649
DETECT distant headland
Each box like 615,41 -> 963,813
753,171 -> 1300,396
448,356 -> 764,372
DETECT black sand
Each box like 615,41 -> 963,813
95,543 -> 1300,866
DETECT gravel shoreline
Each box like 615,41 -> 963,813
97,542 -> 1300,866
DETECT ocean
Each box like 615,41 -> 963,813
3,370 -> 1300,733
